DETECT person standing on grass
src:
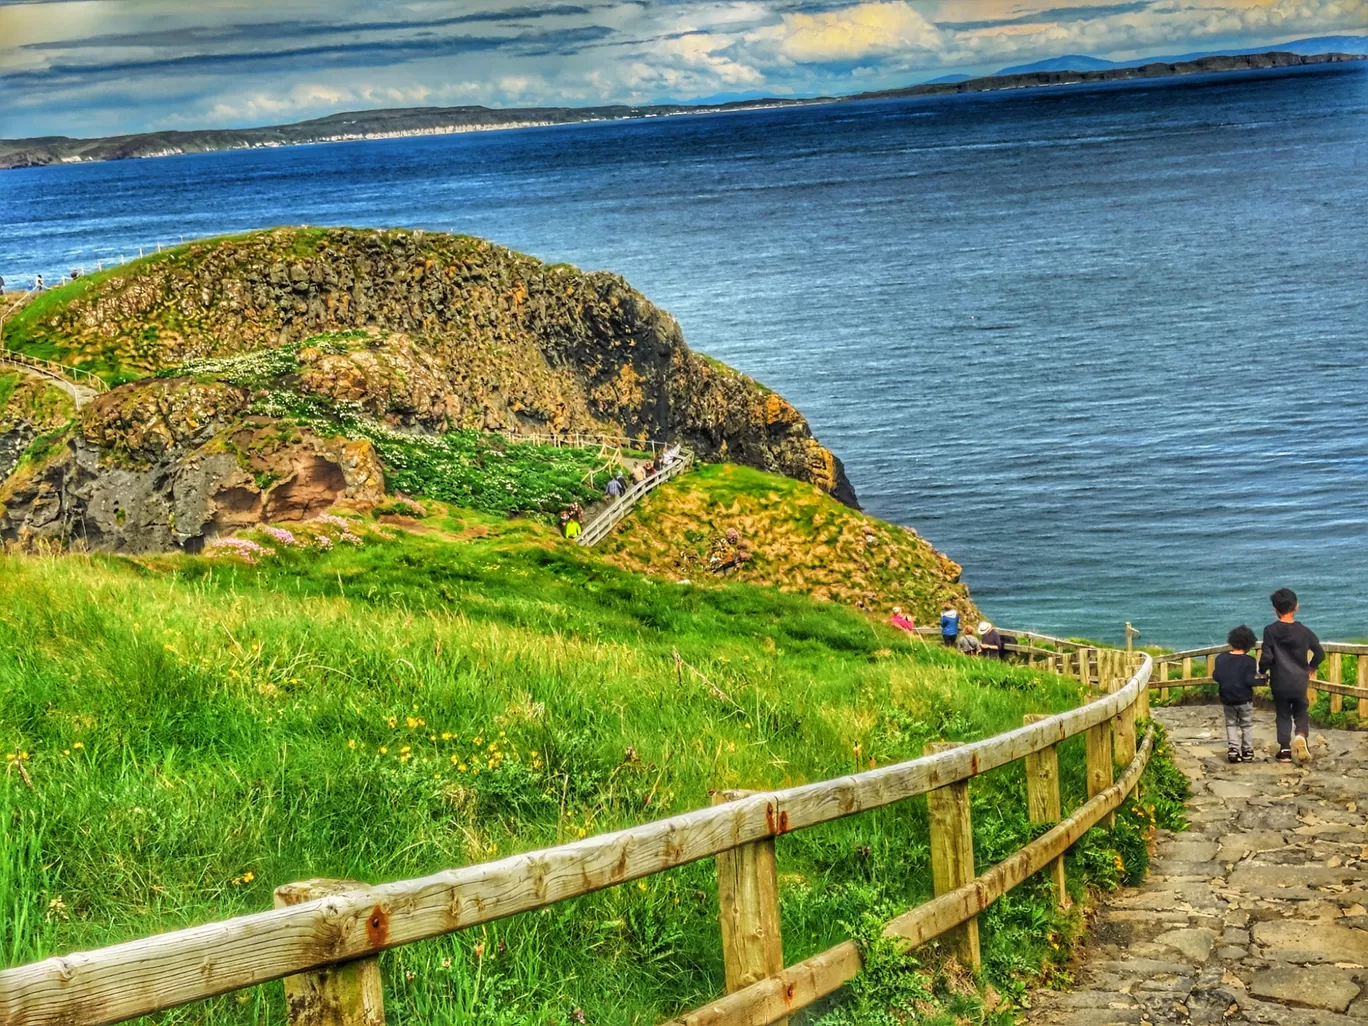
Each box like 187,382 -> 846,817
940,602 -> 960,647
1259,588 -> 1323,765
1214,625 -> 1260,763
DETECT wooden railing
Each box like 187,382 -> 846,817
1152,641 -> 1368,720
0,652 -> 1154,1026
503,429 -> 672,456
578,451 -> 694,547
0,349 -> 108,406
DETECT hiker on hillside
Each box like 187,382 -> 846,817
33,274 -> 43,291
1214,624 -> 1260,763
1259,588 -> 1323,765
957,632 -> 981,655
940,603 -> 960,647
605,471 -> 626,500
889,607 -> 916,632
630,463 -> 646,484
978,621 -> 1004,659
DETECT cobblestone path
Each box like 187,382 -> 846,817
1024,703 -> 1368,1025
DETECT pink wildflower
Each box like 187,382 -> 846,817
315,535 -> 334,551
314,514 -> 350,529
205,537 -> 268,565
262,526 -> 297,546
339,532 -> 364,546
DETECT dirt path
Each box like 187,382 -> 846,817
1023,703 -> 1368,1025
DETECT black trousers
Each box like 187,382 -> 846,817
1272,691 -> 1310,750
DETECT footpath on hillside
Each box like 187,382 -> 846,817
1024,703 -> 1368,1026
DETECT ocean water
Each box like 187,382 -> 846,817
3,65 -> 1366,648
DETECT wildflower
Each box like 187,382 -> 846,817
441,732 -> 454,741
404,970 -> 415,982
441,957 -> 452,969
348,739 -> 358,750
262,526 -> 298,547
637,882 -> 647,892
457,763 -> 468,773
450,755 -> 459,765
379,746 -> 389,755
315,535 -> 333,551
242,871 -> 255,883
473,942 -> 485,960
406,717 -> 421,729
315,514 -> 350,528
72,741 -> 83,750
386,716 -> 397,729
62,749 -> 71,756
339,532 -> 363,546
400,746 -> 411,755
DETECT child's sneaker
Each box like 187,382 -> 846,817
1227,748 -> 1241,764
1292,735 -> 1312,765
1241,748 -> 1255,762
1276,748 -> 1294,763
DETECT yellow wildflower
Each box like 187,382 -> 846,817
72,742 -> 83,749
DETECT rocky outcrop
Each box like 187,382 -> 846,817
10,227 -> 854,505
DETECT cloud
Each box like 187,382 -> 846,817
2,0 -> 1365,137
749,1 -> 945,61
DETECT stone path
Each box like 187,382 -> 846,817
1024,703 -> 1368,1026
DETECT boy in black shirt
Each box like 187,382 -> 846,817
1259,588 -> 1324,765
1213,625 -> 1259,763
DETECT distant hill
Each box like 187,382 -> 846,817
997,33 -> 1368,74
4,47 -> 1364,171
997,55 -> 1116,75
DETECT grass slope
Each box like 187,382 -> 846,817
0,514 -> 1185,1026
604,463 -> 974,622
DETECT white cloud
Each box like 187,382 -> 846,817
748,1 -> 945,62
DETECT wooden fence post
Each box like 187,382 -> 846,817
1329,652 -> 1343,715
1086,719 -> 1115,829
273,880 -> 385,1026
1079,647 -> 1092,689
1181,656 -> 1192,689
1113,698 -> 1137,798
1359,655 -> 1368,725
711,790 -> 785,1010
1136,655 -> 1151,720
924,742 -> 980,970
1023,715 -> 1069,909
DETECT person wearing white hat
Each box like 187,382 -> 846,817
979,621 -> 1004,659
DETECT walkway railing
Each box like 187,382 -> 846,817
505,429 -> 672,456
578,451 -> 694,547
1152,641 -> 1368,719
0,349 -> 108,408
0,653 -> 1154,1026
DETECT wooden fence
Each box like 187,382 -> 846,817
578,452 -> 694,547
0,349 -> 108,407
0,650 -> 1156,1026
1152,640 -> 1368,719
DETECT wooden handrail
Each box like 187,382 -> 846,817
578,453 -> 693,547
668,724 -> 1157,1026
0,350 -> 108,395
0,657 -> 1152,1026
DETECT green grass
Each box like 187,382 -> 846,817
0,523 -> 1185,1025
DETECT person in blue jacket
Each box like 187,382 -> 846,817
940,603 -> 960,647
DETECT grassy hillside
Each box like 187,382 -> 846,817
603,463 -> 974,622
0,514 -> 1184,1026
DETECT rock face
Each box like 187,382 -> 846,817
0,228 -> 856,551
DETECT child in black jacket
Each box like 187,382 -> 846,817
1213,625 -> 1260,763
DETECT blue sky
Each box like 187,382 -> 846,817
1,0 -> 1364,138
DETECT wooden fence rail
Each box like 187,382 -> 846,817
0,652 -> 1154,1026
577,453 -> 693,547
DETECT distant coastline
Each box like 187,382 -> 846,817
2,50 -> 1362,172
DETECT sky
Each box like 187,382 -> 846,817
1,0 -> 1365,138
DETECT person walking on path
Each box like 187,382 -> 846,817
978,621 -> 1003,659
1213,624 -> 1260,763
940,603 -> 960,647
605,471 -> 626,500
1259,588 -> 1323,765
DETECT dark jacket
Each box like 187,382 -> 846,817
1258,621 -> 1324,697
1213,651 -> 1259,705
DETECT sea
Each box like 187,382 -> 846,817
3,64 -> 1366,648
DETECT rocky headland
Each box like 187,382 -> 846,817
0,227 -> 855,552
